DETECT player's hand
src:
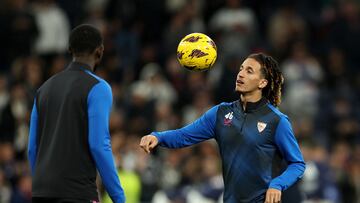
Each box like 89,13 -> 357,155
265,188 -> 281,203
139,135 -> 159,154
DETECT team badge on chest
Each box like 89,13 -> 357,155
257,121 -> 267,133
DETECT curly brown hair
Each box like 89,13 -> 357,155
248,53 -> 284,107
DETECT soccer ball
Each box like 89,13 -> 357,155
177,33 -> 217,71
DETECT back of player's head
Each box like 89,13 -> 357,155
248,53 -> 284,107
68,24 -> 103,56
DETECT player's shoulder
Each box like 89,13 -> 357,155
211,101 -> 238,115
87,78 -> 112,102
83,70 -> 105,83
84,70 -> 111,90
218,100 -> 237,108
211,100 -> 239,112
37,70 -> 64,92
266,103 -> 290,123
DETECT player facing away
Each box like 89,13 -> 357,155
28,24 -> 125,203
140,53 -> 306,203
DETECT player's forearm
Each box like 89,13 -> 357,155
89,142 -> 125,203
269,161 -> 305,190
27,144 -> 37,173
152,126 -> 213,148
93,154 -> 125,203
152,106 -> 218,148
28,131 -> 37,173
152,129 -> 198,148
88,113 -> 125,203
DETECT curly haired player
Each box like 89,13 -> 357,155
140,53 -> 305,203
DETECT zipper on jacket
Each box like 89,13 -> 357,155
240,112 -> 247,131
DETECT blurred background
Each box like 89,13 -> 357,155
0,0 -> 359,202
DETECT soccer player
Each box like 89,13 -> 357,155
140,53 -> 306,203
28,24 -> 125,203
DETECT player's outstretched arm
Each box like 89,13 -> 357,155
141,105 -> 220,150
139,135 -> 159,154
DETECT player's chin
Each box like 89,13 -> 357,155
235,86 -> 244,93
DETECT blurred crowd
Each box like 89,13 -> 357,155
0,0 -> 359,202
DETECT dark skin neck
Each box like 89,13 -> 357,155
72,56 -> 96,71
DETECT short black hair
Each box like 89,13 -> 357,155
68,24 -> 103,56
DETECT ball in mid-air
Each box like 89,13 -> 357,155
177,33 -> 217,71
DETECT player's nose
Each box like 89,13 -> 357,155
238,70 -> 245,78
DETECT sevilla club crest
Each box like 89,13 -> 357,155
257,121 -> 267,133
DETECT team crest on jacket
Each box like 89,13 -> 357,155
224,112 -> 233,126
257,121 -> 267,133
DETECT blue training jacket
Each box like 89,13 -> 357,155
28,62 -> 125,203
152,97 -> 305,203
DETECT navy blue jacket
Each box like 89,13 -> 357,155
152,98 -> 305,203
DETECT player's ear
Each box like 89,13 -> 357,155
259,79 -> 268,89
94,46 -> 103,58
97,44 -> 104,53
